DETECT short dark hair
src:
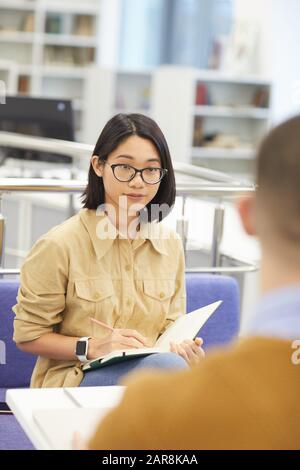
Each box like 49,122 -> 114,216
81,113 -> 176,222
257,115 -> 300,242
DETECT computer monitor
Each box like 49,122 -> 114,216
0,96 -> 75,164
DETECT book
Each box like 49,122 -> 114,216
45,14 -> 63,34
196,83 -> 208,105
73,15 -> 94,36
82,300 -> 222,372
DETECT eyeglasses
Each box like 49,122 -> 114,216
103,162 -> 168,185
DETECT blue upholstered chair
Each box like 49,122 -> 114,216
0,279 -> 35,450
0,274 -> 239,450
185,273 -> 240,350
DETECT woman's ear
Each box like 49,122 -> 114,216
237,195 -> 257,236
91,155 -> 103,178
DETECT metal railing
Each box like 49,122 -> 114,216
0,177 -> 254,196
0,131 -> 257,276
0,130 -> 253,187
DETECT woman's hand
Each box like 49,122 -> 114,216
170,337 -> 205,366
87,328 -> 148,360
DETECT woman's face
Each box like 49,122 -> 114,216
92,135 -> 163,217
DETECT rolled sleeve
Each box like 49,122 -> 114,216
13,237 -> 69,344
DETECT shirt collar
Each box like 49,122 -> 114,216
79,208 -> 169,260
246,284 -> 300,340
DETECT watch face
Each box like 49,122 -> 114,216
76,341 -> 87,356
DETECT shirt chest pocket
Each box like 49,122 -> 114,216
143,279 -> 176,316
74,279 -> 116,323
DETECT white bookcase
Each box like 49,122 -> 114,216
82,67 -> 153,144
0,0 -> 121,141
152,66 -> 272,179
0,60 -> 18,95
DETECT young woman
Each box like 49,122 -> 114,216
13,113 -> 204,388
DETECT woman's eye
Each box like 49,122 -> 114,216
121,165 -> 131,170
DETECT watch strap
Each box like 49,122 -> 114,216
75,336 -> 91,363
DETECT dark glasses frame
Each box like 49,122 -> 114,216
103,161 -> 168,185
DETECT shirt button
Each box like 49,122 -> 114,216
125,265 -> 131,272
94,293 -> 100,300
126,299 -> 131,307
159,292 -> 165,299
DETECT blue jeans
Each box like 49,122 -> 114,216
80,352 -> 187,387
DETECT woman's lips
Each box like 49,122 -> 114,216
125,194 -> 146,200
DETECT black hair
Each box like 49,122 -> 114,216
81,113 -> 176,222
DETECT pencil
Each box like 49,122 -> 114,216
89,317 -> 114,332
90,316 -> 146,347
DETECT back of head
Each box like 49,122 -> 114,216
257,115 -> 300,250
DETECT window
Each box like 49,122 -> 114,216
119,0 -> 233,69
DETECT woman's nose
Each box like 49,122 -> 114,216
128,172 -> 145,187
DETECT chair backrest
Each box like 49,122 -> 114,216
0,279 -> 36,388
185,273 -> 240,350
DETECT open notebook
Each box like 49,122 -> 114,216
83,300 -> 222,372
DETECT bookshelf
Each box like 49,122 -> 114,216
0,0 -> 121,141
152,66 -> 272,180
82,67 -> 153,144
0,60 -> 18,95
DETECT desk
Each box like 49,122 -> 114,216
6,386 -> 125,450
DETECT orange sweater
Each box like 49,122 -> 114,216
89,337 -> 300,450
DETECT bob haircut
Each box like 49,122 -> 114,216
82,113 -> 176,222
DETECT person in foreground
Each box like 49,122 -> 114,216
87,116 -> 300,450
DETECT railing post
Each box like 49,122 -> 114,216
68,167 -> 77,218
176,196 -> 189,258
211,203 -> 224,268
0,193 -> 5,270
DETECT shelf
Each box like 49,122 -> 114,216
18,65 -> 35,75
114,108 -> 151,116
195,69 -> 271,86
41,67 -> 87,79
0,31 -> 35,43
0,1 -> 36,11
0,59 -> 17,70
193,105 -> 270,120
191,147 -> 255,160
116,67 -> 154,77
40,1 -> 100,16
43,34 -> 97,48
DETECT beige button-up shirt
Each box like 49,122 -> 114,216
13,209 -> 186,387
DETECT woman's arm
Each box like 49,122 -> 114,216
17,333 -> 80,361
17,328 -> 148,361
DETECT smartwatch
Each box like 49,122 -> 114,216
75,336 -> 91,363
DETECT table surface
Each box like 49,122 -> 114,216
6,386 -> 125,450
